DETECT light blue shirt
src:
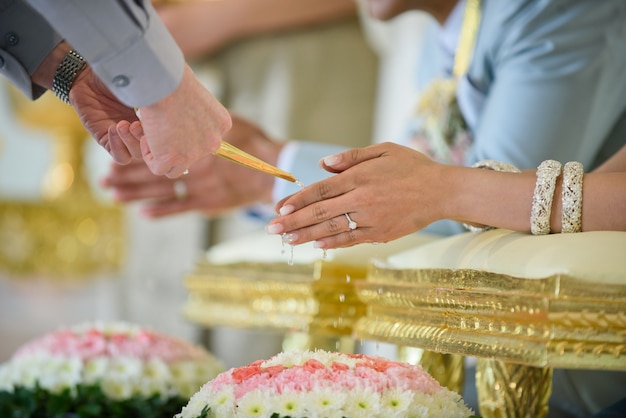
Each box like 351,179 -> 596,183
276,0 -> 626,239
461,0 -> 626,170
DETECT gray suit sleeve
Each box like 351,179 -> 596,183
17,0 -> 184,107
0,0 -> 62,99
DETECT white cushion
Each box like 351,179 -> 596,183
385,229 -> 626,284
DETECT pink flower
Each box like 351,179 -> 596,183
232,365 -> 263,384
178,350 -> 475,418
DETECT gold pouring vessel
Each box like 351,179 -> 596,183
134,108 -> 296,183
215,141 -> 296,183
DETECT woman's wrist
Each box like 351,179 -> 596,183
436,164 -> 469,224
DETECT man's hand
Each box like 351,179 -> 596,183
102,113 -> 283,217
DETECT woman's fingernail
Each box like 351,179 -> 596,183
282,232 -> 298,244
322,154 -> 342,167
279,205 -> 295,216
313,240 -> 327,249
266,223 -> 284,234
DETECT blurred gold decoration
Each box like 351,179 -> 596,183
184,260 -> 366,338
184,259 -> 368,353
0,86 -> 125,278
354,266 -> 626,417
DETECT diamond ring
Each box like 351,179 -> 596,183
345,213 -> 357,230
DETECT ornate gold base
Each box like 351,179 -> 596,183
476,358 -> 552,418
0,200 -> 124,278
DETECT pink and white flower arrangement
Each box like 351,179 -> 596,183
177,349 -> 475,418
0,321 -> 225,418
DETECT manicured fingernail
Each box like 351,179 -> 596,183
322,154 -> 342,167
279,205 -> 295,216
313,240 -> 327,249
266,223 -> 284,234
282,233 -> 298,244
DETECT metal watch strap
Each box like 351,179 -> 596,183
52,50 -> 86,104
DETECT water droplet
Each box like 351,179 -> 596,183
288,244 -> 295,266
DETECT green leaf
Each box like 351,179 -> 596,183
0,384 -> 188,418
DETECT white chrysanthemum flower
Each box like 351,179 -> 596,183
74,320 -> 138,336
302,387 -> 345,417
274,391 -> 307,417
380,387 -> 414,417
406,403 -> 429,418
143,358 -> 172,382
175,388 -> 214,418
10,354 -> 45,387
137,375 -> 170,398
210,387 -> 235,409
83,357 -> 110,384
343,387 -> 382,417
37,357 -> 82,393
105,356 -> 143,381
170,360 -> 210,397
100,377 -> 134,400
418,390 -> 472,418
237,389 -> 274,418
262,349 -> 358,369
170,360 -> 199,382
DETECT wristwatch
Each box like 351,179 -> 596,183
52,49 -> 86,104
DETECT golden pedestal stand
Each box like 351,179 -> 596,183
355,229 -> 626,418
183,233 -> 439,354
184,259 -> 365,353
0,88 -> 124,278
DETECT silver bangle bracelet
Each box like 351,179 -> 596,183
463,159 -> 521,233
530,160 -> 562,235
561,161 -> 584,233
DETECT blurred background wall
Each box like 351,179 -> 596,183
0,79 -> 204,361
